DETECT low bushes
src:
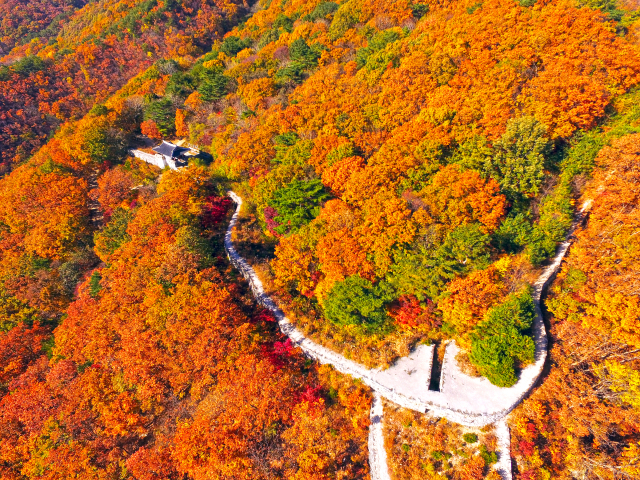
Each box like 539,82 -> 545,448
469,289 -> 536,387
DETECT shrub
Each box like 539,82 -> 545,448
490,116 -> 549,198
94,208 -> 134,262
89,271 -> 102,298
463,433 -> 478,443
144,97 -> 176,136
220,36 -> 251,57
198,70 -> 228,102
303,2 -> 339,22
323,275 -> 394,329
431,451 -> 452,461
387,295 -> 432,328
11,56 -> 46,76
469,289 -> 536,387
289,38 -> 320,67
268,179 -> 330,235
479,445 -> 498,464
356,29 -> 402,69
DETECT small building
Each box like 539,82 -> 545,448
152,141 -> 190,169
129,140 -> 200,170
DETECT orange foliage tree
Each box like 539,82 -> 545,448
141,119 -> 163,139
0,165 -> 372,479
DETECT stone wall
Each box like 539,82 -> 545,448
129,149 -> 178,170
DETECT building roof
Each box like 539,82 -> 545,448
153,140 -> 189,158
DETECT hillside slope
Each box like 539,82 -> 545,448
0,0 -> 251,171
159,0 -> 640,378
1,0 -> 640,478
510,130 -> 640,479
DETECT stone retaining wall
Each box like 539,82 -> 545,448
129,149 -> 178,170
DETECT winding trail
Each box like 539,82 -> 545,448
225,191 -> 590,479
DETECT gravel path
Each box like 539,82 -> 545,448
369,393 -> 392,480
494,419 -> 513,480
225,191 -> 590,479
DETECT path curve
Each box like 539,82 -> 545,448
225,191 -> 590,425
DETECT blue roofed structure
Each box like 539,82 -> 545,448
152,140 -> 189,158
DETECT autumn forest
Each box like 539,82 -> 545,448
0,0 -> 639,478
